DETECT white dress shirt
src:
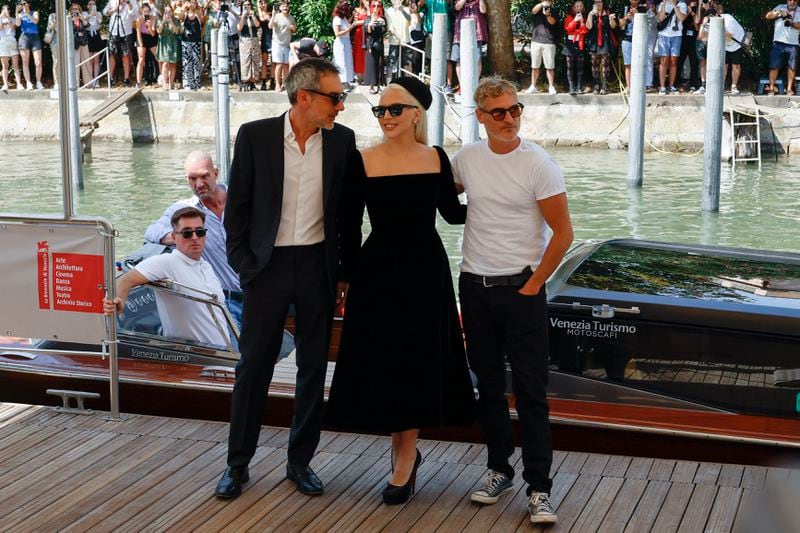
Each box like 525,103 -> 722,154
275,112 -> 325,247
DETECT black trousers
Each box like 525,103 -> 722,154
678,35 -> 700,88
458,277 -> 553,495
227,243 -> 331,469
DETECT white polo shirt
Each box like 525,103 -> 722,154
451,139 -> 566,276
134,250 -> 228,347
657,1 -> 687,38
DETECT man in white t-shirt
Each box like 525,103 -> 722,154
719,5 -> 744,95
765,0 -> 800,95
104,206 -> 229,348
451,76 -> 573,526
656,0 -> 688,94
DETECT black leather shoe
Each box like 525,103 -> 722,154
214,466 -> 249,498
286,463 -> 324,495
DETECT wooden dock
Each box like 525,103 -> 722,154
0,402 -> 795,532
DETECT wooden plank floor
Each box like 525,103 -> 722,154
0,402 -> 795,532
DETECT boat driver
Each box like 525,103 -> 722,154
144,151 -> 244,328
104,206 -> 231,348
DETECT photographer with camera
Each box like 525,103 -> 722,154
256,0 -> 272,90
525,1 -> 558,94
135,2 -> 158,88
237,0 -> 260,90
765,0 -> 800,95
268,1 -> 296,91
563,1 -> 589,94
15,0 -> 43,89
156,4 -> 179,89
702,2 -> 744,95
104,0 -> 140,88
676,0 -> 700,91
619,0 -> 657,89
70,3 -> 92,87
585,0 -> 617,95
0,5 -> 22,91
656,0 -> 688,95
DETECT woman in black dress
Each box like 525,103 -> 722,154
327,77 -> 475,505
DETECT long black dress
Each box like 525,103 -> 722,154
325,147 -> 476,434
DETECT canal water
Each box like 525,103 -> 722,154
1,142 -> 798,281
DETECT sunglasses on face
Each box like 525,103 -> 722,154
371,103 -> 418,118
479,103 -> 525,121
177,228 -> 207,238
304,88 -> 347,105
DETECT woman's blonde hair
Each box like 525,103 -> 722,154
383,83 -> 428,145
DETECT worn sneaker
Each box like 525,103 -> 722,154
658,87 -> 667,95
524,85 -> 538,94
36,81 -> 44,90
444,84 -> 454,95
668,86 -> 678,94
470,470 -> 514,504
730,85 -> 740,95
548,85 -> 557,95
528,492 -> 557,524
694,86 -> 706,95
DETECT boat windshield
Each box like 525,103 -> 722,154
566,243 -> 800,309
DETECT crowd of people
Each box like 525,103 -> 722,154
1,0 -> 799,94
526,0 -> 799,96
103,57 -> 573,524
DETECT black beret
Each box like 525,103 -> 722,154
389,77 -> 433,110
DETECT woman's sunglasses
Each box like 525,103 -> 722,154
371,103 -> 418,118
479,103 -> 525,121
178,228 -> 207,238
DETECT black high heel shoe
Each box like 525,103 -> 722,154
382,449 -> 422,505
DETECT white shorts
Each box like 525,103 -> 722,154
272,43 -> 290,64
530,42 -> 556,70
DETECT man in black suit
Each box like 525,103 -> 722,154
215,58 -> 357,498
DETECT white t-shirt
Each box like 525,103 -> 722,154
657,1 -> 687,38
772,4 -> 800,45
722,14 -> 745,53
271,13 -> 295,46
134,250 -> 228,347
333,15 -> 351,40
451,139 -> 566,276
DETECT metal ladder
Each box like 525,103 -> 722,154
729,107 -> 762,170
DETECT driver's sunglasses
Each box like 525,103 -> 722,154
371,103 -> 418,118
479,103 -> 525,121
178,228 -> 207,238
305,88 -> 348,105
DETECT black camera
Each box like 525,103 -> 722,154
707,7 -> 717,16
783,14 -> 794,27
220,3 -> 229,11
637,2 -> 647,13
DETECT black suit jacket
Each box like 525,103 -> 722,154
224,113 -> 357,298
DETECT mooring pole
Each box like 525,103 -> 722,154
702,16 -> 725,212
627,13 -> 648,187
428,13 -> 447,147
65,17 -> 84,190
55,0 -> 74,217
459,18 -> 479,145
211,28 -> 220,169
217,28 -> 231,184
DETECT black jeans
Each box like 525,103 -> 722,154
458,276 -> 553,495
678,35 -> 700,88
227,244 -> 331,469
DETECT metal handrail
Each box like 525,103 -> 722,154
398,41 -> 427,81
76,47 -> 112,95
141,279 -> 240,353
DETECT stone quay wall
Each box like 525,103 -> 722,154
1,90 -> 798,155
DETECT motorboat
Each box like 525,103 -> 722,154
2,239 -> 799,463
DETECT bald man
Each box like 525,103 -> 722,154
145,151 -> 244,325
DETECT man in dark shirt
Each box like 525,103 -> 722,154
525,1 -> 559,94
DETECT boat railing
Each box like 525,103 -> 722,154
145,279 -> 240,353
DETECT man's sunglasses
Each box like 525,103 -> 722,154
479,103 -> 525,121
177,228 -> 207,238
371,103 -> 418,118
305,89 -> 348,105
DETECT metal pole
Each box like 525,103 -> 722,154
65,19 -> 84,190
100,218 -> 120,421
459,18 -> 479,145
428,13 -> 447,147
702,17 -> 725,213
56,0 -> 73,219
217,28 -> 230,184
211,28 -> 220,169
627,13 -> 648,187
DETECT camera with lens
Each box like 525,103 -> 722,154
637,2 -> 647,13
783,14 -> 794,27
707,7 -> 717,16
219,2 -> 229,12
